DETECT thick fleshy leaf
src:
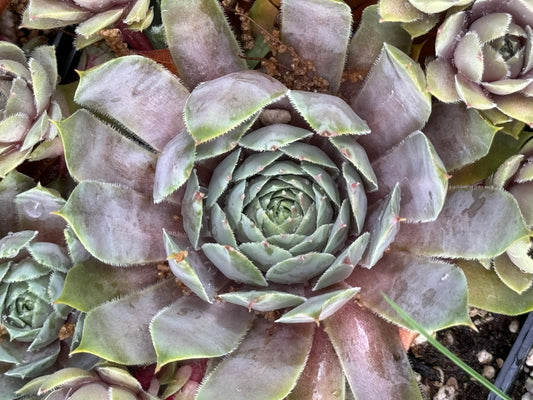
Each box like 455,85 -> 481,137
72,279 -> 178,365
37,368 -> 95,393
56,259 -> 160,312
239,241 -> 292,270
233,151 -> 282,181
342,163 -> 367,234
280,0 -> 351,93
353,251 -> 471,331
288,90 -> 369,136
0,230 -> 37,258
423,103 -> 498,171
153,130 -> 195,203
76,8 -> 123,38
276,288 -> 359,324
324,301 -> 422,399
494,253 -> 533,294
239,124 -> 313,151
181,170 -> 203,250
184,71 -> 288,143
58,110 -> 157,195
370,131 -> 448,222
0,172 -> 33,237
454,32 -> 483,83
314,232 -> 369,291
352,44 -> 431,160
280,142 -> 337,170
151,296 -> 253,367
425,58 -> 461,103
494,93 -> 533,126
287,327 -> 344,400
202,243 -> 267,287
15,186 -> 66,244
161,0 -> 247,89
29,46 -> 56,115
300,163 -> 340,206
75,55 -> 189,151
26,242 -> 70,272
196,318 -> 313,400
219,291 -> 306,312
164,230 -> 221,303
330,135 -> 378,191
361,184 -> 401,268
266,253 -> 336,284
57,181 -> 180,265
459,260 -> 533,315
455,74 -> 496,110
393,187 -> 530,259
206,149 -> 241,208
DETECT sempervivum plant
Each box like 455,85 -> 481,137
22,0 -> 153,48
0,171 -> 84,399
0,41 -> 67,177
378,0 -> 473,37
426,0 -> 533,125
51,1 -> 531,399
16,362 -> 158,399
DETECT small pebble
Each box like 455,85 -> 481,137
509,319 -> 520,333
527,349 -> 533,367
443,332 -> 454,346
496,358 -> 504,369
522,393 -> 533,400
433,384 -> 456,400
482,365 -> 495,380
477,349 -> 493,364
525,377 -> 533,393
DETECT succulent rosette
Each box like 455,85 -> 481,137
16,362 -> 159,399
378,0 -> 473,37
426,0 -> 533,125
22,0 -> 153,48
51,1 -> 531,399
0,41 -> 67,177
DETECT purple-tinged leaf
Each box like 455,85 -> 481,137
280,0 -> 350,94
239,124 -> 313,151
0,172 -> 33,237
56,181 -> 181,265
266,253 -> 335,284
22,0 -> 90,29
75,8 -> 124,39
371,131 -> 448,222
379,0 -> 422,22
425,58 -> 461,103
351,44 -> 431,160
29,46 -> 56,115
184,71 -> 288,143
342,163 -> 367,233
459,259 -> 533,315
0,231 -> 37,259
287,327 -> 344,400
151,296 -> 253,367
455,74 -> 496,110
75,55 -> 189,151
196,318 -> 313,400
394,187 -> 530,258
288,90 -> 370,136
276,288 -> 359,324
59,110 -> 157,195
219,290 -> 306,312
494,93 -> 533,126
314,232 -> 369,291
361,184 -> 401,268
424,103 -> 498,172
161,0 -> 247,89
202,243 -> 267,287
153,130 -> 196,203
352,251 -> 471,331
72,279 -> 178,365
324,301 -> 422,399
435,11 -> 466,60
454,32 -> 484,83
56,259 -> 160,312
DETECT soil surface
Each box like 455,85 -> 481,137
410,309 -> 528,400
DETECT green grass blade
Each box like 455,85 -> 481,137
382,293 -> 512,400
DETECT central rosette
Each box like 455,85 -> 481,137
180,122 -> 373,291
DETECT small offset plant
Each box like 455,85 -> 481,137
2,0 -> 533,399
0,42 -> 67,177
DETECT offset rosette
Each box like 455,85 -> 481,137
426,0 -> 533,125
0,42 -> 66,176
17,362 -> 158,400
22,0 -> 153,48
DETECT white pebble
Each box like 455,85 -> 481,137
522,393 -> 533,400
526,349 -> 533,367
509,319 -> 520,333
482,365 -> 496,380
477,349 -> 493,364
525,377 -> 533,393
433,385 -> 456,400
